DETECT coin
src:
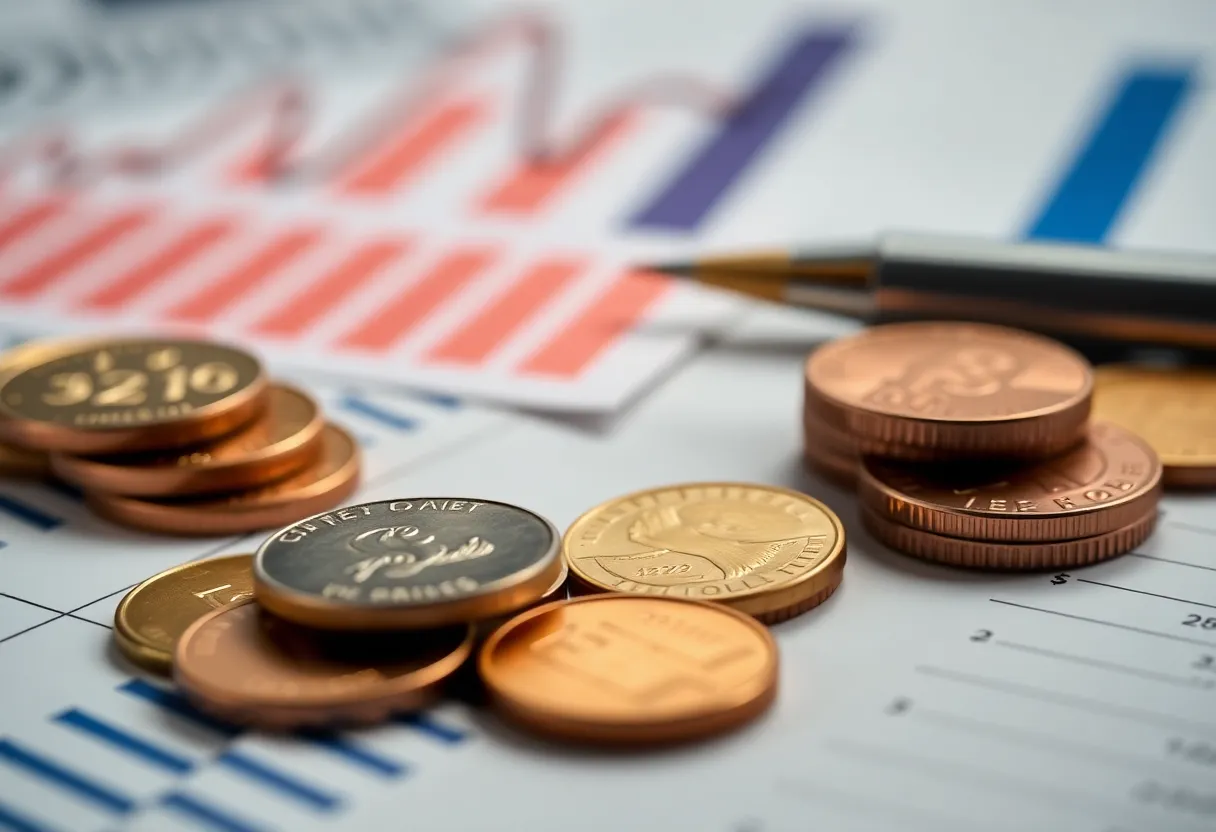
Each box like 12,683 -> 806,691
175,599 -> 473,729
861,504 -> 1157,570
86,424 -> 360,536
0,442 -> 49,479
859,422 -> 1162,542
479,595 -> 778,745
478,558 -> 569,635
255,497 -> 563,630
564,482 -> 846,624
0,338 -> 268,453
805,322 -> 1092,459
113,554 -> 254,675
1092,365 -> 1216,488
50,384 -> 323,496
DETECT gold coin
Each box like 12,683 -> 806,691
1092,365 -> 1216,488
0,338 -> 268,453
564,482 -> 846,624
50,383 -> 324,496
87,424 -> 360,536
479,595 -> 778,745
113,554 -> 254,675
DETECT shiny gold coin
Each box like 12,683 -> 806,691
113,554 -> 254,675
51,384 -> 323,496
1092,365 -> 1216,488
479,595 -> 778,745
861,505 -> 1157,570
175,599 -> 473,729
0,338 -> 268,453
87,424 -> 360,536
564,482 -> 846,624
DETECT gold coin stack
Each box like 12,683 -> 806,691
0,335 -> 360,535
113,490 -> 800,747
802,321 -> 1166,569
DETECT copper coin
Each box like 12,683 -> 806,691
175,599 -> 473,729
805,322 -> 1092,459
1092,365 -> 1216,488
87,424 -> 360,536
479,595 -> 778,745
859,422 -> 1162,542
563,483 -> 846,624
861,504 -> 1157,570
0,338 -> 268,453
51,384 -> 323,496
0,441 -> 49,479
478,558 -> 569,636
114,554 -> 254,675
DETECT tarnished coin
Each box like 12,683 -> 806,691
862,504 -> 1157,570
0,338 -> 268,453
564,482 -> 846,624
480,595 -> 778,745
87,424 -> 360,536
51,384 -> 323,496
175,599 -> 473,729
859,422 -> 1162,542
805,322 -> 1092,459
1092,365 -> 1216,488
114,554 -> 254,675
255,498 -> 562,630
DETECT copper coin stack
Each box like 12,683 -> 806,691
803,321 -> 1164,569
113,494 -> 784,747
0,335 -> 360,535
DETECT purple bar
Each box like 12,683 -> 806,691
627,25 -> 858,232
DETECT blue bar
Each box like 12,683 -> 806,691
396,713 -> 468,745
338,394 -> 418,431
302,733 -> 408,778
413,391 -> 462,410
0,802 -> 60,832
0,495 -> 61,532
1024,66 -> 1195,243
0,739 -> 135,815
216,750 -> 342,812
160,792 -> 268,832
628,25 -> 857,232
117,679 -> 243,738
54,709 -> 195,775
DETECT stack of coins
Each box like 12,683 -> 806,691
0,336 -> 360,535
115,489 -> 794,746
802,321 -> 1164,569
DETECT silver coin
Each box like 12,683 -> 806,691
254,498 -> 562,630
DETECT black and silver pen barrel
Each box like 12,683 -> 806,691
656,231 -> 1216,352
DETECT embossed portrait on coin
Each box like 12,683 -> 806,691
345,525 -> 495,584
583,502 -> 811,585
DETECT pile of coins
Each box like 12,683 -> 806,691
803,321 -> 1165,569
116,482 -> 847,745
0,336 -> 359,534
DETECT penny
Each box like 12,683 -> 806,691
175,599 -> 473,729
87,424 -> 360,536
861,504 -> 1157,570
255,497 -> 562,630
479,595 -> 778,745
0,441 -> 49,479
859,422 -> 1162,542
51,384 -> 323,496
805,322 -> 1092,459
1092,365 -> 1216,488
564,482 -> 846,624
113,554 -> 254,675
0,338 -> 268,453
